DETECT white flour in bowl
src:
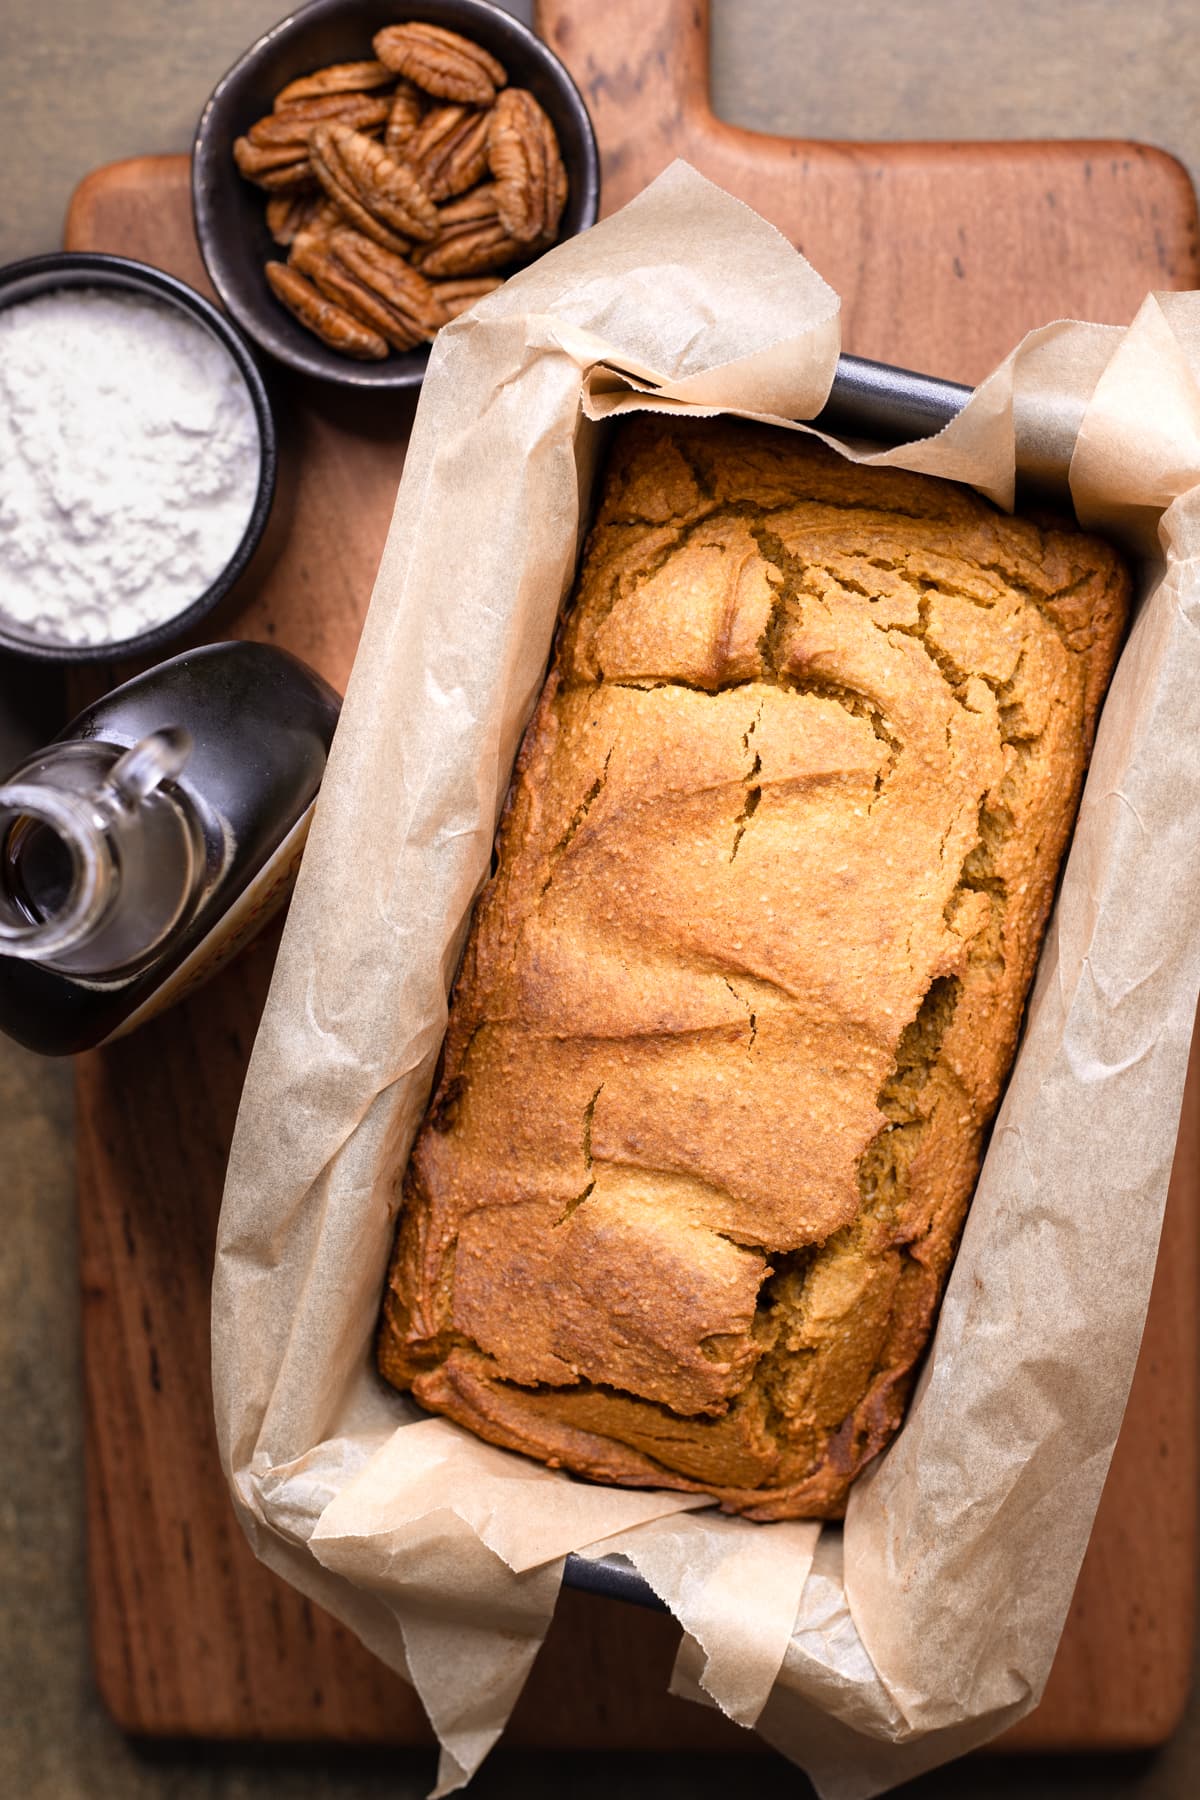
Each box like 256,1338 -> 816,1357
0,286 -> 260,647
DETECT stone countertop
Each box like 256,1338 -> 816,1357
1,3 -> 1198,1797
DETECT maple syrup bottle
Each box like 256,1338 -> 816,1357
0,642 -> 339,1054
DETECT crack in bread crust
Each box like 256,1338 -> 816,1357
376,418 -> 1131,1518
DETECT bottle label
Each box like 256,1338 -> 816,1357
105,804 -> 315,1043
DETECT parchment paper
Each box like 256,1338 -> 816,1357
213,163 -> 1200,1796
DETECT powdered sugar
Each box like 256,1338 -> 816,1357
0,287 -> 260,647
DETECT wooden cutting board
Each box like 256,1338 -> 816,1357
69,0 -> 1200,1757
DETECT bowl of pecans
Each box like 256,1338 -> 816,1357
192,0 -> 599,388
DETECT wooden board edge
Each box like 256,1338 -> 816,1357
64,155 -> 195,254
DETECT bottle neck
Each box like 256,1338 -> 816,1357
0,730 -> 205,978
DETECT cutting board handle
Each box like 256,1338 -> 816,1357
535,0 -> 712,107
536,0 -> 721,209
535,0 -> 1199,382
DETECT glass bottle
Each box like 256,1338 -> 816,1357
0,641 -> 340,1055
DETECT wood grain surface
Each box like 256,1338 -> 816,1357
540,0 -> 1200,381
70,0 -> 1200,1755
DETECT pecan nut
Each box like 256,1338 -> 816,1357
265,260 -> 388,359
248,93 -> 391,149
233,137 -> 315,191
333,230 -> 448,338
310,122 -> 439,242
373,23 -> 507,106
402,105 -> 491,202
302,180 -> 413,256
266,193 -> 341,247
274,60 -> 396,107
290,229 -> 446,352
288,236 -> 418,353
412,187 -> 525,276
385,79 -> 426,154
241,26 -> 547,359
487,89 -> 567,244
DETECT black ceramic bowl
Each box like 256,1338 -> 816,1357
192,0 -> 600,390
0,252 -> 277,666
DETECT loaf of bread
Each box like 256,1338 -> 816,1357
377,418 -> 1130,1519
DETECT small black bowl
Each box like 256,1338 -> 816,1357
0,252 -> 277,666
192,0 -> 600,390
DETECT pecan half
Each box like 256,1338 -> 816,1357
301,177 -> 413,256
373,23 -> 507,106
265,193 -> 341,247
274,61 -> 396,106
334,230 -> 448,338
431,275 -> 504,320
310,123 -> 439,242
233,137 -> 315,191
385,79 -> 426,154
288,236 -> 415,351
248,93 -> 391,149
402,105 -> 491,202
290,230 -> 446,352
265,260 -> 388,359
430,185 -> 500,224
487,89 -> 567,243
411,186 -> 524,277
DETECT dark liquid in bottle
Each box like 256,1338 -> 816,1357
0,642 -> 340,1055
3,816 -> 75,926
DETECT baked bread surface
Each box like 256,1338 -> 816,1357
377,418 -> 1130,1518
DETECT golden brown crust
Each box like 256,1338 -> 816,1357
377,418 -> 1131,1518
